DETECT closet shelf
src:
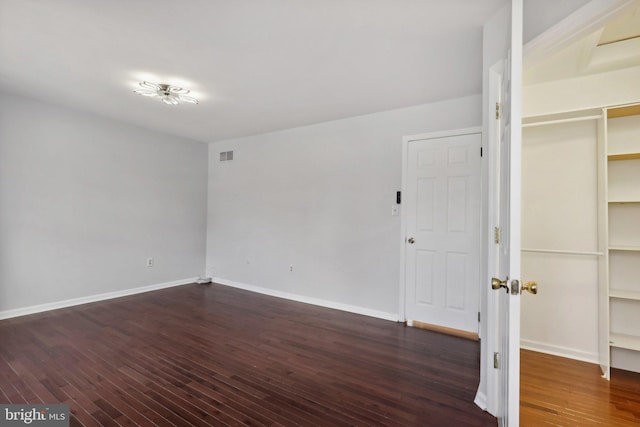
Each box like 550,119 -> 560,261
609,245 -> 640,252
610,290 -> 640,301
610,334 -> 640,352
608,153 -> 640,161
608,104 -> 640,118
521,248 -> 602,256
523,108 -> 602,126
599,103 -> 640,379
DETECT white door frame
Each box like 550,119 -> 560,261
398,126 -> 482,323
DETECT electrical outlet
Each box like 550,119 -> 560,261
146,257 -> 154,267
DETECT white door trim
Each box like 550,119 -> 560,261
399,126 -> 482,323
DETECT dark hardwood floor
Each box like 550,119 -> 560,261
0,283 -> 495,426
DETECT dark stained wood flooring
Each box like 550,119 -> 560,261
0,283 -> 496,426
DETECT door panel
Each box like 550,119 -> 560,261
417,178 -> 436,230
446,252 -> 467,309
405,132 -> 481,333
415,250 -> 435,305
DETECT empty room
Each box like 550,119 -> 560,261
1,1 -> 639,426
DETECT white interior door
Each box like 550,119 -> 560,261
404,130 -> 481,333
493,1 -> 523,426
495,54 -> 522,427
481,0 -> 523,426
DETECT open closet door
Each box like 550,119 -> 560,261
495,43 -> 523,426
481,1 -> 524,426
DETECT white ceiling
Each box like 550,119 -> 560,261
0,0 -> 510,143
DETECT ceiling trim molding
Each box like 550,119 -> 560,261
524,0 -> 638,67
577,29 -> 604,72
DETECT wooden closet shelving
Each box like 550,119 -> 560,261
600,103 -> 640,378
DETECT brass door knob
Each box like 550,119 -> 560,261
408,237 -> 415,244
492,277 -> 508,292
521,281 -> 538,295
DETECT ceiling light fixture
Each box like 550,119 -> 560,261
133,81 -> 199,105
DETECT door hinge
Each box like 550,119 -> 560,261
494,227 -> 500,244
494,352 -> 500,369
478,311 -> 481,322
495,102 -> 501,119
480,146 -> 483,157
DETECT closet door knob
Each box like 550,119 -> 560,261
521,281 -> 538,295
407,237 -> 415,244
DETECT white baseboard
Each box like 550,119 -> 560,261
0,277 -> 198,321
212,277 -> 399,322
520,338 -> 599,364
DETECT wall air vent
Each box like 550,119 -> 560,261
220,151 -> 234,161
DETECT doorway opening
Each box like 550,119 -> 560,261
520,0 -> 640,423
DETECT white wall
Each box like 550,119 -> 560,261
206,96 -> 481,318
523,66 -> 640,118
521,121 -> 600,362
0,93 -> 208,313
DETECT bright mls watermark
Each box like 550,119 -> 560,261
1,405 -> 69,426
